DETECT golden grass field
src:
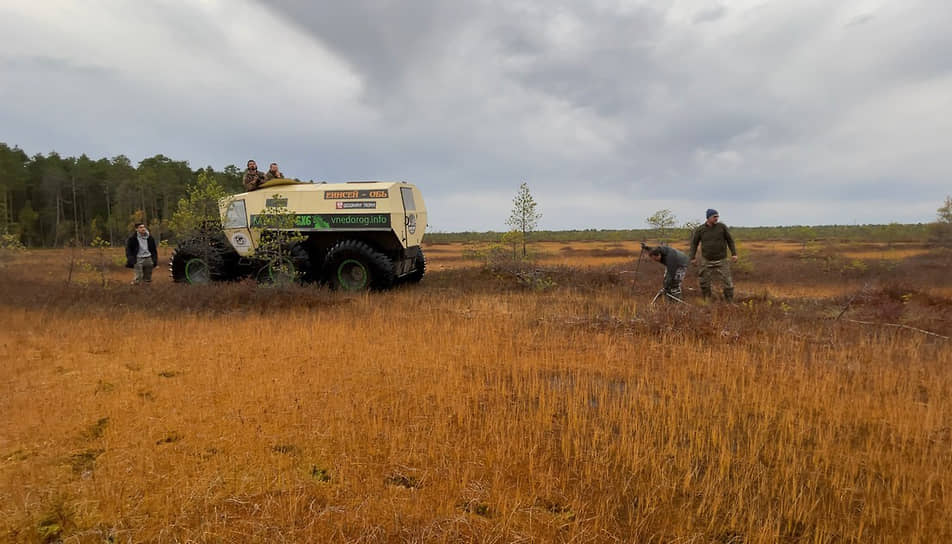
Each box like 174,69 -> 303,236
1,241 -> 951,543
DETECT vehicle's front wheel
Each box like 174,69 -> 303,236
323,240 -> 395,291
169,231 -> 241,284
170,250 -> 213,284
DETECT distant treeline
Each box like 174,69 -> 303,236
0,142 -> 244,247
0,142 -> 934,248
427,224 -> 932,245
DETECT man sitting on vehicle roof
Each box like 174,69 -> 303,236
243,159 -> 266,191
265,162 -> 284,181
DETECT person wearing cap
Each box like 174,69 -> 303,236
644,243 -> 690,302
689,209 -> 738,302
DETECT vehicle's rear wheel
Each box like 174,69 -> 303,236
324,240 -> 395,291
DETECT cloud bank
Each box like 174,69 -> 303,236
1,0 -> 950,230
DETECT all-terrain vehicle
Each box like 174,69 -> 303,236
170,179 -> 427,290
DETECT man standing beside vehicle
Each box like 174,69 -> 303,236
125,223 -> 158,285
689,209 -> 738,302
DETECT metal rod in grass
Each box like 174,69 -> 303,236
650,288 -> 689,306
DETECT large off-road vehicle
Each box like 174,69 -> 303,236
170,179 -> 427,290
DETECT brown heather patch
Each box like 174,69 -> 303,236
0,244 -> 950,542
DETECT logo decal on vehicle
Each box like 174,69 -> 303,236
336,201 -> 377,209
407,214 -> 417,235
250,214 -> 390,229
231,233 -> 249,247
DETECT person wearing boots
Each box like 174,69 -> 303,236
689,209 -> 738,302
644,244 -> 690,302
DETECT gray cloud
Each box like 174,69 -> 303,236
1,0 -> 950,230
693,5 -> 727,24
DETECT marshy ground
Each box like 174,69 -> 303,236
1,240 -> 950,542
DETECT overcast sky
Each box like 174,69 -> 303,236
1,1 -> 950,230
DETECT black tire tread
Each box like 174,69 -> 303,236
169,231 -> 241,283
402,248 -> 426,285
323,240 -> 395,290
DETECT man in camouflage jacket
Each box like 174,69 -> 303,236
265,162 -> 284,181
689,209 -> 738,302
243,159 -> 266,191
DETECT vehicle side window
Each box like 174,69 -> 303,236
401,187 -> 416,211
224,200 -> 248,228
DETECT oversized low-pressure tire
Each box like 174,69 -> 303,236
170,250 -> 214,284
323,240 -> 395,291
401,249 -> 426,285
169,231 -> 241,284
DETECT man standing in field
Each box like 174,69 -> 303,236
125,223 -> 158,285
243,159 -> 266,191
644,244 -> 690,302
689,209 -> 738,302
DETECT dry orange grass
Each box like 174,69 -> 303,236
1,244 -> 950,542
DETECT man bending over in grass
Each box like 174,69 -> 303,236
644,244 -> 689,302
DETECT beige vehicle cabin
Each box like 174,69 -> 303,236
170,179 -> 427,290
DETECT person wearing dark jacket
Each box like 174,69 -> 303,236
689,208 -> 738,302
645,244 -> 690,302
125,223 -> 158,284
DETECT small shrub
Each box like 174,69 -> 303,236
156,432 -> 183,445
36,495 -> 76,543
81,417 -> 109,440
459,500 -> 491,517
68,449 -> 104,474
385,472 -> 422,489
310,465 -> 332,482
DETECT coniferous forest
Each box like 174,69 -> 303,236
0,142 -> 243,247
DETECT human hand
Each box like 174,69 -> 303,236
731,255 -> 738,262
691,258 -> 697,266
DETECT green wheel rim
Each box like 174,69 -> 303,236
184,258 -> 210,284
337,258 -> 368,290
